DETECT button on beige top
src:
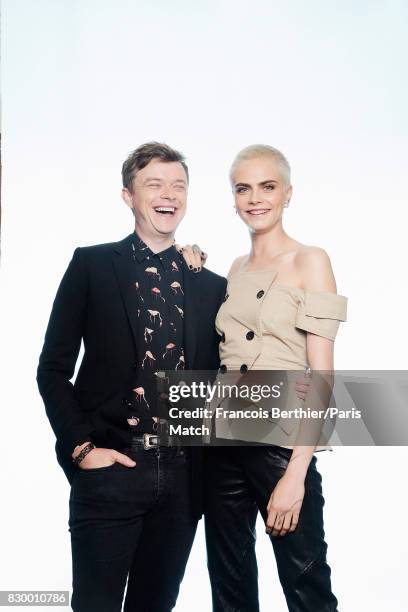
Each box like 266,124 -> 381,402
212,269 -> 347,449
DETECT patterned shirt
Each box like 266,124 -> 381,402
128,232 -> 185,433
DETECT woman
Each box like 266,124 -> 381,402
183,145 -> 346,611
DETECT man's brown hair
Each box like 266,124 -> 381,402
122,142 -> 189,192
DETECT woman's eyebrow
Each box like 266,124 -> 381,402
234,179 -> 279,188
234,182 -> 250,188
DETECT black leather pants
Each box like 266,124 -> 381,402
204,445 -> 338,612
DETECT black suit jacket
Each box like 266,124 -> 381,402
37,232 -> 227,518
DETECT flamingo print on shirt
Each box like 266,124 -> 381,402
141,350 -> 156,368
145,266 -> 161,281
174,305 -> 184,318
175,353 -> 185,370
129,233 -> 185,432
163,343 -> 176,359
151,287 -> 166,302
132,387 -> 149,408
134,281 -> 145,302
144,327 -> 154,343
147,309 -> 163,327
170,281 -> 184,295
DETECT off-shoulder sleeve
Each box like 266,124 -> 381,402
295,291 -> 347,341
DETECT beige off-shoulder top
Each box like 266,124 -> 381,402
211,269 -> 348,449
217,269 -> 347,371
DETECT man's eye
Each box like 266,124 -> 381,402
147,183 -> 161,188
236,187 -> 247,193
264,184 -> 275,191
174,185 -> 186,191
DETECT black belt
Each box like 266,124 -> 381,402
130,433 -> 181,450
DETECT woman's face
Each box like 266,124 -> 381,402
232,156 -> 292,233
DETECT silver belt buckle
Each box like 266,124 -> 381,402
143,433 -> 159,450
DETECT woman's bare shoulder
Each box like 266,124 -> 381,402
294,246 -> 336,292
295,244 -> 331,265
228,254 -> 249,278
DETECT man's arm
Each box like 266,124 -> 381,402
37,247 -> 95,458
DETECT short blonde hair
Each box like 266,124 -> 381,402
230,144 -> 291,186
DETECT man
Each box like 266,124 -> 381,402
37,142 -> 227,612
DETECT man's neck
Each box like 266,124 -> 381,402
134,225 -> 175,254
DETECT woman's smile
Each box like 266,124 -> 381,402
246,208 -> 271,215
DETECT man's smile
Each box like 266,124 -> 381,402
153,206 -> 177,216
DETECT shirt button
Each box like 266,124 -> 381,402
240,364 -> 248,373
220,364 -> 227,373
220,332 -> 226,342
223,293 -> 229,302
246,331 -> 254,340
257,290 -> 264,299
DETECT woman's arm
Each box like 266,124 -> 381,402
266,247 -> 338,536
286,247 -> 336,471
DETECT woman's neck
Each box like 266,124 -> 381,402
248,226 -> 293,262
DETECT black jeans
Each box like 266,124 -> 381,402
204,445 -> 338,612
69,445 -> 197,612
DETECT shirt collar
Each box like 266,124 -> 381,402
131,231 -> 180,265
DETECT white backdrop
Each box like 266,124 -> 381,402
1,1 -> 407,610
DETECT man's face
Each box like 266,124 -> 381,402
232,156 -> 292,233
122,159 -> 188,237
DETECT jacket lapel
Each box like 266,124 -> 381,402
182,264 -> 199,369
112,233 -> 140,348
